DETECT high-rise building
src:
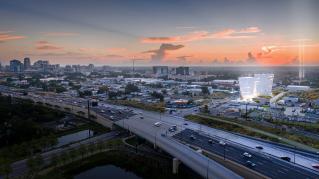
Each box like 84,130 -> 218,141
153,66 -> 168,78
10,59 -> 24,72
254,74 -> 274,96
238,77 -> 256,100
239,74 -> 274,100
33,60 -> 49,72
23,57 -> 31,70
176,66 -> 189,75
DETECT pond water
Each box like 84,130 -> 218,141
56,129 -> 94,147
74,165 -> 142,179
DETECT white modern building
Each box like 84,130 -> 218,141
238,74 -> 274,100
254,74 -> 274,96
238,77 -> 256,100
287,85 -> 310,92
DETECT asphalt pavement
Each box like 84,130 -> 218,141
174,129 -> 319,179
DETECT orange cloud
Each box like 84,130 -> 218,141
106,47 -> 127,53
237,27 -> 261,33
0,31 -> 26,42
36,41 -> 63,50
43,32 -> 79,36
141,26 -> 261,43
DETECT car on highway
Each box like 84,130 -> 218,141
190,135 -> 196,140
208,139 -> 213,144
154,122 -> 162,127
243,152 -> 252,158
172,125 -> 177,130
184,123 -> 188,125
219,141 -> 226,146
312,164 -> 319,169
256,145 -> 263,150
280,156 -> 291,162
246,161 -> 256,168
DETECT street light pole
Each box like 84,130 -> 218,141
223,145 -> 226,160
294,146 -> 296,163
206,158 -> 209,179
245,102 -> 248,120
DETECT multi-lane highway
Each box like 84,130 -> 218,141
174,129 -> 318,179
115,114 -> 243,179
1,85 -> 319,178
124,106 -> 319,172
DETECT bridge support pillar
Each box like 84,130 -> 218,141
172,158 -> 181,174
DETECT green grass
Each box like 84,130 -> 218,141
267,120 -> 319,133
109,100 -> 165,112
186,114 -> 319,150
185,115 -> 281,143
125,136 -> 139,146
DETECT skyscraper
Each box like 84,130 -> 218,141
10,59 -> 23,72
176,66 -> 190,75
23,57 -> 31,70
153,66 -> 168,78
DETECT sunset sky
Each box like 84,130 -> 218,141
0,0 -> 318,66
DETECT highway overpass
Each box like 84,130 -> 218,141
115,117 -> 243,179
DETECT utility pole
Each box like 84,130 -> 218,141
87,99 -> 91,138
245,102 -> 248,120
294,146 -> 296,163
223,145 -> 226,160
87,100 -> 90,120
132,58 -> 135,74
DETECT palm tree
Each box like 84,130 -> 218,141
88,144 -> 96,154
50,153 -> 60,167
68,149 -> 77,162
27,154 -> 44,177
78,144 -> 87,159
96,141 -> 104,152
60,152 -> 69,165
0,159 -> 12,179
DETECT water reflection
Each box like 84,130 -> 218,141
74,165 -> 142,179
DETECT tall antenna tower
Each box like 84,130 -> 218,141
298,40 -> 305,84
132,57 -> 144,74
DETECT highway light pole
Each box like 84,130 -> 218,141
87,99 -> 90,120
223,144 -> 226,160
245,102 -> 248,120
294,146 -> 296,163
206,158 -> 209,179
87,99 -> 91,138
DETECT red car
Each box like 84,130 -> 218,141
312,164 -> 319,169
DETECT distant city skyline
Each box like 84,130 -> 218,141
0,0 -> 318,66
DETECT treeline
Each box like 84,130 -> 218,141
0,95 -> 64,146
0,95 -> 64,162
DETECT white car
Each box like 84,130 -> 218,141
219,141 -> 226,146
154,122 -> 162,127
243,152 -> 252,158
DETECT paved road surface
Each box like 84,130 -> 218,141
174,129 -> 319,179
